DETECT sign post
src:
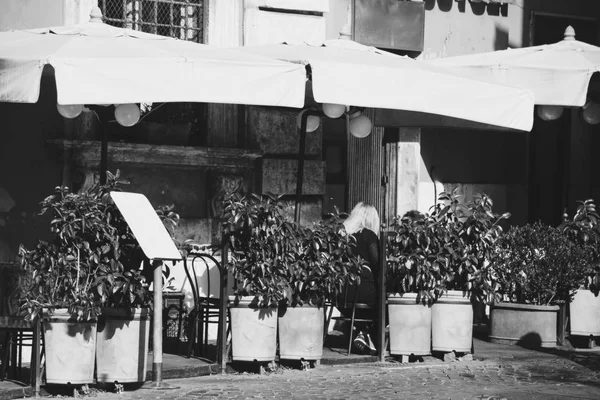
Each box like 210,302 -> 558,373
110,192 -> 182,389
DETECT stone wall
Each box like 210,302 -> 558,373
247,107 -> 325,225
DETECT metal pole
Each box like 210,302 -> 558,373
100,123 -> 108,185
377,229 -> 387,362
218,242 -> 230,373
295,110 -> 320,224
152,260 -> 163,381
141,259 -> 178,390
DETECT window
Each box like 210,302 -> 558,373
98,0 -> 206,43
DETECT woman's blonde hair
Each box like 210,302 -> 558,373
343,202 -> 380,237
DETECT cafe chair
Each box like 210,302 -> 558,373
324,278 -> 376,356
0,316 -> 43,395
183,250 -> 224,359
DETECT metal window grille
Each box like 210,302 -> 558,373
98,0 -> 205,43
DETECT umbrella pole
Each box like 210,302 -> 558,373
141,259 -> 179,390
100,122 -> 108,185
294,110 -> 319,224
377,230 -> 387,362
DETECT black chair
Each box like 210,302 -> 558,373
183,250 -> 224,359
0,316 -> 42,395
325,267 -> 377,356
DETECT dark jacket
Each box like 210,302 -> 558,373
352,228 -> 379,282
337,228 -> 380,308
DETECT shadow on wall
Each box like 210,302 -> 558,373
425,0 -> 452,12
495,24 -> 509,50
425,0 -> 508,16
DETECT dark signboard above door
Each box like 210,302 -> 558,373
353,0 -> 425,53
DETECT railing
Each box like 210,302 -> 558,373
98,0 -> 205,43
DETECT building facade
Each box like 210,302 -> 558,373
1,0 -> 600,265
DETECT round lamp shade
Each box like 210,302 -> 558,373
296,110 -> 320,132
57,103 -> 83,119
583,101 -> 600,125
114,103 -> 141,127
349,114 -> 372,138
536,105 -> 564,121
322,103 -> 346,119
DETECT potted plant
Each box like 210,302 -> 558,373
488,222 -> 591,348
385,208 -> 446,357
432,191 -> 509,354
560,199 -> 600,340
18,179 -> 115,384
277,210 -> 362,363
19,170 -> 168,384
221,193 -> 289,363
386,191 -> 508,357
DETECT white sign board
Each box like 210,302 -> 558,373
110,192 -> 182,261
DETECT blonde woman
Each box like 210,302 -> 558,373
338,202 -> 380,354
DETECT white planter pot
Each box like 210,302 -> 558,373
43,309 -> 96,384
569,290 -> 600,336
96,308 -> 150,383
229,296 -> 277,362
431,290 -> 473,353
278,305 -> 324,360
388,293 -> 432,356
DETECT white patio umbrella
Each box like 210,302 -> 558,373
0,7 -> 307,389
241,37 -> 536,225
240,38 -> 535,131
428,26 -> 600,109
0,11 -> 305,107
429,26 -> 600,223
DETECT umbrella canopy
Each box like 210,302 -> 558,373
0,13 -> 305,108
240,38 -> 535,131
429,26 -> 600,107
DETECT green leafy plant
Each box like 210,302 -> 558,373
18,170 -> 173,321
560,199 -> 600,295
222,193 -> 292,307
282,209 -> 362,307
221,194 -> 361,308
386,191 -> 509,305
386,208 -> 449,305
491,222 -> 591,305
441,192 -> 510,303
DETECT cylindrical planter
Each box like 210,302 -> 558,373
96,308 -> 150,383
229,296 -> 278,362
569,290 -> 600,336
490,302 -> 559,348
278,305 -> 324,360
388,293 -> 432,356
43,309 -> 97,384
432,291 -> 473,353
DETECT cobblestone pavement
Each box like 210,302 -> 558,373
33,352 -> 600,400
